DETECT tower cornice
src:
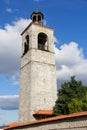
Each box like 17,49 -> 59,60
21,22 -> 54,35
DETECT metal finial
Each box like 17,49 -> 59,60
35,8 -> 39,12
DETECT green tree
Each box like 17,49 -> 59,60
68,98 -> 82,113
82,92 -> 87,111
53,76 -> 87,116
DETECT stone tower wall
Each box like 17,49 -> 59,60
19,23 -> 57,123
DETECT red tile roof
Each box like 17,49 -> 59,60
7,122 -> 19,127
33,110 -> 54,116
4,111 -> 87,130
3,122 -> 19,130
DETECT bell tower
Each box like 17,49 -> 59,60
19,9 -> 57,123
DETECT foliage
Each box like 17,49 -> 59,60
53,76 -> 87,115
68,98 -> 82,113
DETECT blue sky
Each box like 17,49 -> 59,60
0,0 -> 87,126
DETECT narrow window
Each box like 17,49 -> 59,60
23,35 -> 29,55
23,42 -> 28,55
26,35 -> 29,49
38,33 -> 48,51
33,16 -> 36,22
38,15 -> 41,22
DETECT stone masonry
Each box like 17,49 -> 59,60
19,23 -> 57,123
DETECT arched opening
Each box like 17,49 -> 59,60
38,33 -> 48,51
38,15 -> 41,22
33,16 -> 36,22
26,35 -> 29,46
23,42 -> 28,55
23,35 -> 29,55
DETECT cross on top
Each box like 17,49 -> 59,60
35,8 -> 39,12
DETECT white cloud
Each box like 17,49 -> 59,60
6,8 -> 19,13
54,36 -> 58,43
43,20 -> 47,26
0,18 -> 87,88
0,95 -> 18,110
55,42 -> 87,87
0,18 -> 31,84
11,72 -> 19,85
6,8 -> 12,13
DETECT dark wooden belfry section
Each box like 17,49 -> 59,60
31,9 -> 44,25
